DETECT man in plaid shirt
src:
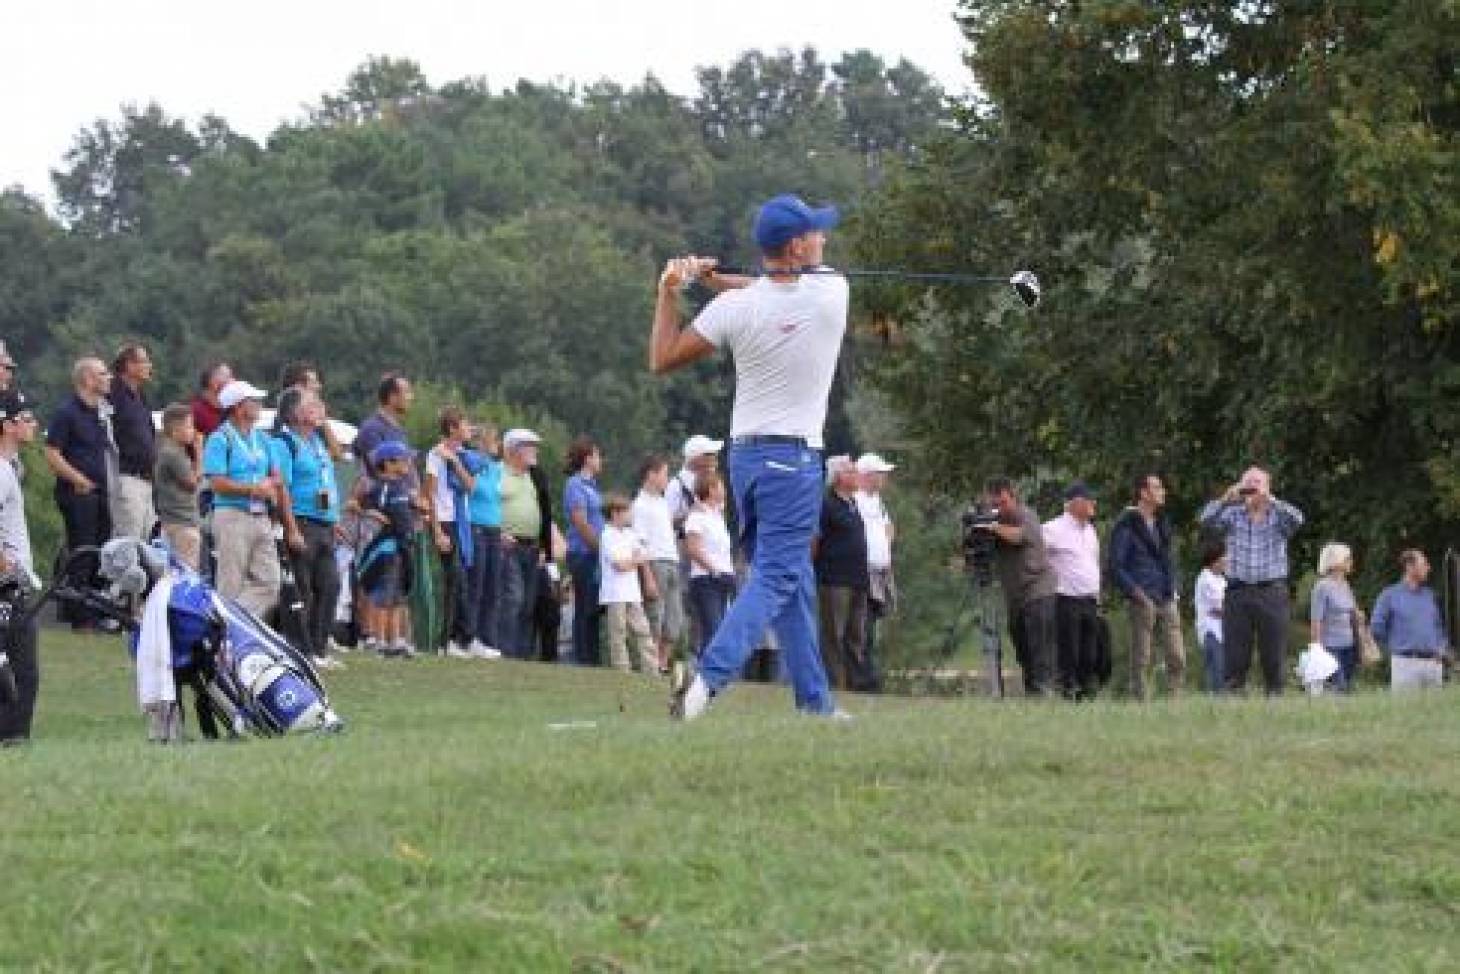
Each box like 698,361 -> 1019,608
1199,467 -> 1304,693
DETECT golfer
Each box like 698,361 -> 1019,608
650,193 -> 846,719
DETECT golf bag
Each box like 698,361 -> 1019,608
0,572 -> 41,705
33,541 -> 344,737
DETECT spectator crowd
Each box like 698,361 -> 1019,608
0,334 -> 1454,745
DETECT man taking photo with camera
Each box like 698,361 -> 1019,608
975,477 -> 1058,697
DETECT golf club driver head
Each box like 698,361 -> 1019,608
1009,270 -> 1041,309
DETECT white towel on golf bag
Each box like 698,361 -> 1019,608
136,574 -> 177,709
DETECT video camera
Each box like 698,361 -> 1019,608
959,503 -> 1000,583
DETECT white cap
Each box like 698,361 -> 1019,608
856,453 -> 896,474
825,454 -> 855,482
503,428 -> 542,451
218,380 -> 268,410
683,434 -> 724,460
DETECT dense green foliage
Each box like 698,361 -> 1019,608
1,50 -> 945,481
855,1 -> 1459,594
4,637 -> 1458,969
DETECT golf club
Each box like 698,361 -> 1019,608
701,265 -> 1042,309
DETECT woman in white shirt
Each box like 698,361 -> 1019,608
1193,539 -> 1228,693
683,472 -> 735,659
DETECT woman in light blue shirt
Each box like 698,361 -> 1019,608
463,424 -> 504,656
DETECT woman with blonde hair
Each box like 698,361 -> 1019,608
1310,543 -> 1359,691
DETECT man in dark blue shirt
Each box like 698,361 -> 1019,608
107,343 -> 157,541
814,456 -> 869,691
45,357 -> 116,631
1110,473 -> 1186,699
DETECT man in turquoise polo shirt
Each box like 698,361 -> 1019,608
203,379 -> 282,615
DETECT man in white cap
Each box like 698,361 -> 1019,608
665,434 -> 722,651
666,434 -> 723,533
202,379 -> 283,615
497,428 -> 554,658
650,192 -> 846,719
814,455 -> 869,691
855,453 -> 897,691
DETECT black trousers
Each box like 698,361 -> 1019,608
1008,595 -> 1057,696
293,519 -> 341,658
438,541 -> 470,647
1223,582 -> 1289,694
56,489 -> 111,626
1055,595 -> 1101,698
173,662 -> 219,740
0,614 -> 39,741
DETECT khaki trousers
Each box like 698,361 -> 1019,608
110,474 -> 156,541
161,523 -> 202,571
212,508 -> 280,616
605,601 -> 656,673
1129,597 -> 1186,699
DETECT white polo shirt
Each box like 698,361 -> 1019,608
1041,512 -> 1100,598
0,458 -> 32,573
631,490 -> 678,562
691,272 -> 848,449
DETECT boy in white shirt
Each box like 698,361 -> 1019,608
599,494 -> 657,673
1194,540 -> 1228,693
632,455 -> 680,673
684,473 -> 736,659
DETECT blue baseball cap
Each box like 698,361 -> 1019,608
752,194 -> 840,252
369,440 -> 414,468
1064,481 -> 1095,502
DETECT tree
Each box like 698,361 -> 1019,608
52,103 -> 202,235
855,0 -> 1459,586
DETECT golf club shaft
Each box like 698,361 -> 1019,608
710,265 -> 1008,285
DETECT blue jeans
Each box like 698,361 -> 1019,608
687,574 -> 736,659
466,526 -> 502,647
498,542 -> 540,659
567,551 -> 601,666
1327,643 -> 1357,692
697,441 -> 834,714
1202,633 -> 1225,694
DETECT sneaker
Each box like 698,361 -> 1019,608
445,642 -> 473,660
312,655 -> 345,671
328,637 -> 351,655
378,641 -> 415,660
671,672 -> 713,721
468,640 -> 502,660
98,618 -> 123,634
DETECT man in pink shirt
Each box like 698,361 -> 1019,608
1042,482 -> 1102,699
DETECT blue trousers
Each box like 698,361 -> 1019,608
567,551 -> 602,666
687,574 -> 735,659
1202,633 -> 1225,694
498,543 -> 540,659
696,441 -> 834,714
465,526 -> 502,647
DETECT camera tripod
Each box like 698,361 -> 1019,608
939,573 -> 1006,698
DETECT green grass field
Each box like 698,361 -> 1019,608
3,633 -> 1458,971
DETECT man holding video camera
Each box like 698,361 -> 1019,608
975,477 -> 1058,697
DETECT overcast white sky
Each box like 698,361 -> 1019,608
3,0 -> 972,204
